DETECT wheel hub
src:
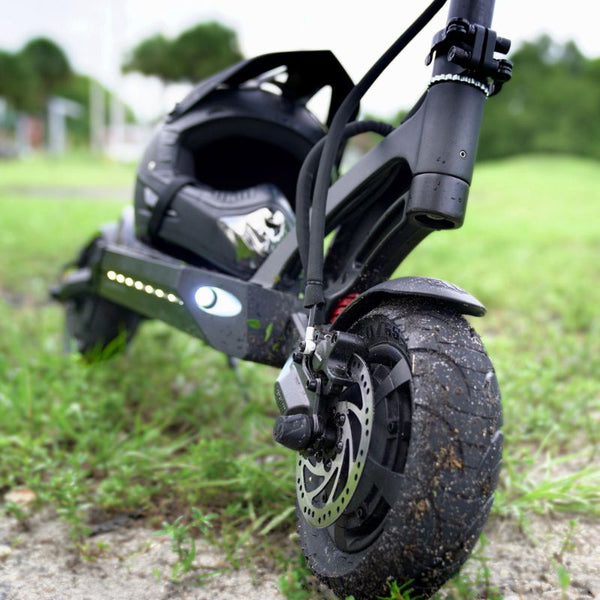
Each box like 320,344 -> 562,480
296,354 -> 374,528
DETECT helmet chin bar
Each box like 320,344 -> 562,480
217,202 -> 294,272
133,51 -> 358,281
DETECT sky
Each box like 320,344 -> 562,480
3,0 -> 600,122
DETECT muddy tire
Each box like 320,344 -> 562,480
65,295 -> 140,359
64,235 -> 141,360
297,299 -> 503,599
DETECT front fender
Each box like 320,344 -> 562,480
333,276 -> 486,329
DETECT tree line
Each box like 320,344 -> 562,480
1,26 -> 598,162
0,22 -> 242,112
377,36 -> 600,163
122,22 -> 242,83
0,22 -> 242,147
0,38 -> 72,113
0,38 -> 132,145
478,35 -> 600,161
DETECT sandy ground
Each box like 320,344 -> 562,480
460,516 -> 600,599
0,510 -> 598,600
0,511 -> 284,600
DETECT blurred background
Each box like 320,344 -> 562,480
2,0 -> 600,161
0,3 -> 599,598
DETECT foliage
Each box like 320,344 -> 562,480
0,153 -> 598,597
278,554 -> 313,600
20,37 -> 72,108
377,580 -> 418,599
51,73 -> 96,144
0,50 -> 38,111
359,36 -> 600,164
0,38 -> 134,147
170,22 -> 243,81
157,508 -> 217,580
121,34 -> 172,81
122,21 -> 243,83
0,38 -> 72,113
478,35 -> 600,160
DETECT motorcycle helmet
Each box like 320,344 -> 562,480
134,51 -> 356,279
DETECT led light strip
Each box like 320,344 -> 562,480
106,270 -> 184,305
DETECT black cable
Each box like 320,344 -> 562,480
303,0 -> 448,316
296,119 -> 394,271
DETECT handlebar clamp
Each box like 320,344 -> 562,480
426,18 -> 513,96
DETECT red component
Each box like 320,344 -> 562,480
330,293 -> 359,323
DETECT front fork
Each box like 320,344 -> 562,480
273,1 -> 512,452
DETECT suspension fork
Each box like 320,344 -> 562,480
254,0 -> 511,309
406,0 -> 499,221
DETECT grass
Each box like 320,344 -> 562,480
0,151 -> 134,189
399,155 -> 600,520
0,153 -> 599,598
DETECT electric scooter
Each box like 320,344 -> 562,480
52,1 -> 512,597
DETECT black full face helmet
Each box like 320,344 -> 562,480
134,51 -> 356,279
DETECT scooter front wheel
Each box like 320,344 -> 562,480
297,299 -> 503,600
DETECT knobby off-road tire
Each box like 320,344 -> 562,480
64,236 -> 141,360
298,299 -> 503,600
65,294 -> 140,359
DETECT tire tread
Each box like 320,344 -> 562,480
298,299 -> 502,600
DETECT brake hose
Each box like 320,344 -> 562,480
296,119 -> 394,271
303,0 -> 448,320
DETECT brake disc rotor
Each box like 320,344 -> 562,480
296,354 -> 374,528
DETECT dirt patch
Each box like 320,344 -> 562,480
0,511 -> 284,600
462,515 -> 600,599
0,511 -> 598,599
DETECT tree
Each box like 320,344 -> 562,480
170,22 -> 243,81
0,36 -> 135,147
20,37 -> 72,109
478,36 -> 600,161
122,21 -> 243,83
0,50 -> 37,111
120,34 -> 172,80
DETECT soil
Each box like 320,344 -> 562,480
0,510 -> 284,600
0,510 -> 598,599
460,516 -> 600,599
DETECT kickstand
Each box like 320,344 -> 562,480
226,355 -> 251,403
